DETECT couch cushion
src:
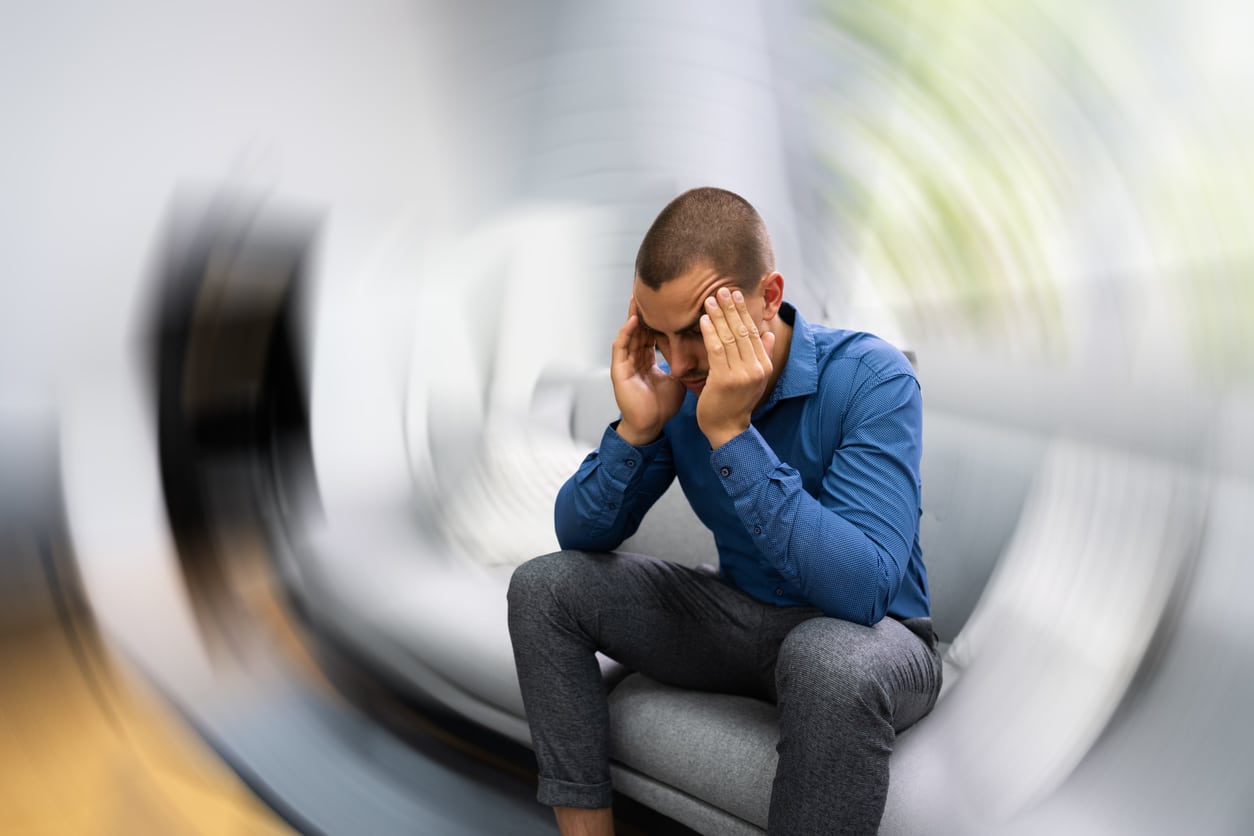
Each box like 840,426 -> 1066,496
608,675 -> 778,829
620,481 -> 719,570
919,411 -> 1047,642
608,657 -> 965,832
939,438 -> 1205,821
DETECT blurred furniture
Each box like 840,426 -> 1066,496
288,352 -> 1247,834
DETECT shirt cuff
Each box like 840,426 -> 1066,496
597,421 -> 666,486
709,425 -> 782,497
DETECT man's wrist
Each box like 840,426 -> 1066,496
703,422 -> 749,450
615,420 -> 661,447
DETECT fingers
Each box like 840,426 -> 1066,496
698,306 -> 722,366
703,287 -> 765,368
628,297 -> 659,368
615,295 -> 657,372
701,290 -> 736,367
612,302 -> 636,362
613,298 -> 644,372
730,288 -> 771,367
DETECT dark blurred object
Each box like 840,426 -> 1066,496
0,396 -> 65,631
148,194 -> 320,652
0,391 -> 99,654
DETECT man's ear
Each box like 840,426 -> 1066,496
759,272 -> 785,320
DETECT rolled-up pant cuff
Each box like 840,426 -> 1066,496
536,775 -> 614,809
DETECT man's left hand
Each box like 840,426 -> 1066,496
696,287 -> 776,449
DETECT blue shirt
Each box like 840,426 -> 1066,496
554,303 -> 930,625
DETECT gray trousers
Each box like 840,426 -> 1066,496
507,550 -> 942,836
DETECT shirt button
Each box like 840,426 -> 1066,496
625,459 -> 635,468
719,466 -> 731,477
775,588 -> 785,597
754,526 -> 762,535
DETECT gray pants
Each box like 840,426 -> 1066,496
507,550 -> 942,835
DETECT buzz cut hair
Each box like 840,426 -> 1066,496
634,187 -> 775,291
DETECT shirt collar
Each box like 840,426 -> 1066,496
756,301 -> 818,415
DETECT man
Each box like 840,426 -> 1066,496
508,187 -> 940,835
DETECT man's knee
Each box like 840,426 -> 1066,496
507,550 -> 598,614
508,551 -> 562,611
776,618 -> 888,717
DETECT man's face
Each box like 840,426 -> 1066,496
632,263 -> 766,396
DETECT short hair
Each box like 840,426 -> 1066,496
634,187 -> 775,290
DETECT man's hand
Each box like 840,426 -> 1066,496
611,296 -> 686,446
696,287 -> 776,449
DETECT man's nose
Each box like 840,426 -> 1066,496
666,338 -> 698,378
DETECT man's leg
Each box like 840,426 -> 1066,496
552,806 -> 614,836
768,616 -> 942,836
507,549 -> 814,823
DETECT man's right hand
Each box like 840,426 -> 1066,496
611,296 -> 685,446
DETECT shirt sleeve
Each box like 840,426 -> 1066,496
709,371 -> 923,624
554,422 -> 676,552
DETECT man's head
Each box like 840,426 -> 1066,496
635,187 -> 775,292
632,187 -> 784,394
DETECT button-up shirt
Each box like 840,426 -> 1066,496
554,303 -> 929,625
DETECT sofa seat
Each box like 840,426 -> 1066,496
607,642 -> 962,834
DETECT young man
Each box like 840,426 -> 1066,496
508,187 -> 940,835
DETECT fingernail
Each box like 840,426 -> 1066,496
732,290 -> 744,303
718,287 -> 731,300
706,296 -> 718,308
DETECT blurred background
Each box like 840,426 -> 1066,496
1,0 -> 1251,833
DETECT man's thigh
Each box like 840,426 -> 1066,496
517,549 -> 818,700
776,615 -> 942,732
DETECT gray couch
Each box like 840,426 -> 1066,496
285,351 -> 1253,834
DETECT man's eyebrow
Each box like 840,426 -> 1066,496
637,310 -> 704,335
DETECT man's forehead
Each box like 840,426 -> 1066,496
633,269 -> 733,330
634,288 -> 701,332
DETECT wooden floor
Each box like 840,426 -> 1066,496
0,617 -> 293,836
